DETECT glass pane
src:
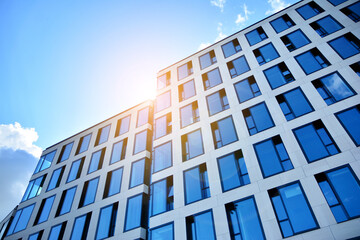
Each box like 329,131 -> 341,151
184,167 -> 202,204
258,43 -> 279,63
233,56 -> 250,76
207,68 -> 222,88
284,88 -> 313,117
13,204 -> 35,233
88,150 -> 102,174
134,130 -> 147,154
217,117 -> 238,146
119,116 -> 130,135
187,130 -> 204,159
49,224 -> 62,240
137,107 -> 149,127
181,104 -> 195,127
235,79 -> 257,102
329,35 -> 360,59
182,80 -> 196,100
60,187 -> 76,215
200,52 -> 213,69
250,103 -> 274,133
150,223 -> 173,240
152,180 -> 167,215
193,211 -> 216,240
337,107 -> 360,145
108,168 -> 123,196
130,159 -> 145,188
60,142 -> 73,162
96,205 -> 113,240
47,168 -> 62,191
71,215 -> 86,240
254,139 -> 284,177
153,142 -> 172,173
320,73 -> 354,102
156,91 -> 171,112
38,196 -> 55,224
287,30 -> 310,49
84,178 -> 99,206
110,140 -> 125,164
207,92 -> 223,115
222,41 -> 237,58
98,125 -> 110,145
218,154 -> 241,191
125,194 -> 143,230
264,65 -> 288,89
67,159 -> 81,182
296,51 -> 322,74
79,134 -> 91,154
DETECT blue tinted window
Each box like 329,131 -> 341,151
125,194 -> 145,231
295,48 -> 330,75
47,167 -> 65,191
270,14 -> 295,33
245,27 -> 268,46
104,168 -> 123,198
328,33 -> 360,59
254,136 -> 293,178
77,134 -> 91,155
269,182 -> 318,237
179,79 -> 196,102
234,76 -> 261,103
199,50 -> 217,69
96,125 -> 110,146
134,130 -> 148,154
341,1 -> 360,22
310,15 -> 343,37
58,142 -> 73,162
184,163 -> 210,204
202,68 -> 223,90
277,87 -> 314,120
211,116 -> 238,149
6,204 -> 35,235
243,102 -> 274,135
263,62 -> 294,89
155,113 -> 172,139
181,129 -> 204,161
96,203 -> 117,240
70,212 -> 91,240
151,176 -> 173,216
150,222 -> 174,240
336,105 -> 360,146
115,115 -> 130,137
227,55 -> 250,78
137,107 -> 149,127
222,39 -> 241,58
186,210 -> 216,240
156,91 -> 171,113
130,159 -> 145,188
226,197 -> 265,240
350,61 -> 360,77
153,141 -> 172,173
218,150 -> 250,192
48,222 -> 66,240
178,61 -> 193,80
67,158 -> 83,183
281,29 -> 310,51
57,186 -> 76,216
328,0 -> 348,6
22,175 -> 46,202
157,71 -> 170,90
253,43 -> 280,65
110,138 -> 127,164
206,89 -> 229,115
293,120 -> 340,162
180,101 -> 199,128
34,150 -> 56,173
35,195 -> 55,224
313,72 -> 355,105
296,1 -> 324,20
88,149 -> 105,174
28,231 -> 43,240
80,177 -> 99,207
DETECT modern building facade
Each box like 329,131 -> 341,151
1,0 -> 360,239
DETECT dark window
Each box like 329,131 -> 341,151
110,138 -> 127,164
155,91 -> 171,112
350,61 -> 360,77
178,61 -> 193,80
157,71 -> 171,90
34,150 -> 56,173
130,158 -> 148,188
180,101 -> 199,128
270,14 -> 295,33
202,68 -> 223,90
225,197 -> 265,240
178,79 -> 196,102
115,115 -> 130,137
124,193 -> 147,231
186,210 -> 216,240
34,195 -> 56,225
48,222 -> 67,240
269,182 -> 318,237
336,105 -> 360,146
211,116 -> 238,149
245,27 -> 268,46
328,0 -> 348,6
222,38 -> 242,58
22,175 -> 46,202
47,166 -> 65,191
296,1 -> 324,20
243,102 -> 275,135
234,76 -> 261,103
150,222 -> 174,240
57,142 -> 74,163
217,150 -> 250,192
341,1 -> 360,22
28,230 -> 44,240
227,55 -> 250,78
184,163 -> 210,204
56,186 -> 77,216
181,129 -> 204,161
6,204 -> 35,236
293,120 -> 340,162
263,62 -> 294,89
153,141 -> 172,173
76,134 -> 91,155
0,219 -> 10,239
312,72 -> 355,105
137,107 -> 150,127
199,50 -> 217,69
310,15 -> 343,37
70,212 -> 92,240
328,33 -> 360,59
103,167 -> 123,198
88,148 -> 105,174
155,113 -> 172,139
295,48 -> 330,75
67,158 -> 84,183
254,135 -> 293,178
150,176 -> 174,216
253,43 -> 280,65
95,125 -> 110,146
133,130 -> 150,155
95,202 -> 118,240
206,89 -> 229,116
281,29 -> 311,51
276,87 -> 314,120
315,165 -> 360,222
79,177 -> 99,208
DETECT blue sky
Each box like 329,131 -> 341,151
0,0 -> 298,220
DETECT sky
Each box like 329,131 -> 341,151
0,0 -> 298,220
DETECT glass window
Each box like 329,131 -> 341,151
178,61 -> 193,80
254,135 -> 293,178
155,91 -> 171,113
269,182 -> 318,237
199,50 -> 217,69
157,71 -> 171,90
67,157 -> 84,183
150,222 -> 174,240
227,55 -> 250,78
153,141 -> 172,173
48,222 -> 66,240
28,230 -> 44,240
181,129 -> 204,161
245,27 -> 268,46
155,113 -> 172,139
315,165 -> 360,222
270,14 -> 295,33
211,116 -> 238,149
47,166 -> 65,191
104,167 -> 123,198
76,134 -> 91,155
58,142 -> 74,163
180,101 -> 199,128
129,158 -> 146,188
328,0 -> 348,6
328,33 -> 360,59
95,125 -> 110,146
293,120 -> 340,162
206,89 -> 229,116
150,176 -> 174,216
202,68 -> 223,90
253,43 -> 280,65
56,186 -> 76,216
110,138 -> 127,164
133,130 -> 149,154
222,38 -> 241,58
79,177 -> 99,207
234,76 -> 261,103
295,48 -> 330,75
34,150 -> 56,173
243,102 -> 275,136
310,15 -> 343,37
70,212 -> 92,240
6,204 -> 35,235
34,195 -> 55,225
184,163 -> 210,204
341,1 -> 360,22
124,193 -> 146,231
336,105 -> 360,146
350,61 -> 360,77
312,72 -> 355,105
263,62 -> 295,89
178,79 -> 196,102
276,87 -> 314,120
281,29 -> 311,51
0,220 -> 10,239
115,115 -> 130,137
186,210 -> 216,240
95,203 -> 118,240
296,1 -> 324,20
217,150 -> 250,192
22,175 -> 46,202
137,107 -> 150,127
88,148 -> 105,174
225,197 -> 265,240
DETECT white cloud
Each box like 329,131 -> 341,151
0,122 -> 42,158
235,14 -> 246,25
235,4 -> 254,25
211,0 -> 226,12
266,0 -> 290,15
198,22 -> 227,50
198,42 -> 212,51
